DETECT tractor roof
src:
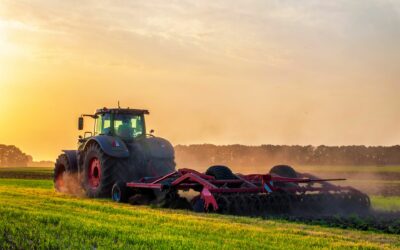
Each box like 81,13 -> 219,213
95,107 -> 149,115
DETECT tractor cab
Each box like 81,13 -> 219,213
78,107 -> 149,141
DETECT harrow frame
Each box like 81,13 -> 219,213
120,168 -> 365,212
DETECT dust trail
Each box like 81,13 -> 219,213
172,155 -> 400,233
55,173 -> 86,197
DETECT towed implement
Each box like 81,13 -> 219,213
54,106 -> 370,216
111,165 -> 371,215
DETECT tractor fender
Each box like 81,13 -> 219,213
84,135 -> 129,158
141,137 -> 175,160
62,150 -> 78,172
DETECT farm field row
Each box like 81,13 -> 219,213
0,178 -> 399,249
370,196 -> 400,211
0,167 -> 53,179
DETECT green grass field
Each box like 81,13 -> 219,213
0,178 -> 399,249
370,196 -> 400,211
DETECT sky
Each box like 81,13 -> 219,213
0,0 -> 400,161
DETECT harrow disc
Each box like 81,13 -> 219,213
215,195 -> 231,214
209,192 -> 294,216
208,189 -> 370,216
292,191 -> 370,215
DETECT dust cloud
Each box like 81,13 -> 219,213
55,173 -> 86,197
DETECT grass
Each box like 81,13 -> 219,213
370,196 -> 400,212
0,178 -> 399,249
0,167 -> 52,172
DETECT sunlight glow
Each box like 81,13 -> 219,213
0,1 -> 399,160
0,20 -> 13,56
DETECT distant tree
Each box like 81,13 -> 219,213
174,144 -> 400,168
0,144 -> 32,167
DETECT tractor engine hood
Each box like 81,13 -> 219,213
140,136 -> 175,160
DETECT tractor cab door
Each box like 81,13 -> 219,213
95,113 -> 112,136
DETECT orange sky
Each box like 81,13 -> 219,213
1,1 -> 400,161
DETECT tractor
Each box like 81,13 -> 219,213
54,107 -> 175,198
54,107 -> 370,215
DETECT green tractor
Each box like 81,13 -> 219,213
54,107 -> 176,198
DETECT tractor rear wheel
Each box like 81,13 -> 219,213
54,154 -> 69,191
83,143 -> 116,198
205,165 -> 236,180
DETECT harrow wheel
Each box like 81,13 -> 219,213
111,181 -> 129,203
269,165 -> 297,178
269,165 -> 298,188
206,165 -> 236,180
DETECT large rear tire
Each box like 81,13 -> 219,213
83,143 -> 116,198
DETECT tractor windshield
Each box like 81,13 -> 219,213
114,114 -> 144,139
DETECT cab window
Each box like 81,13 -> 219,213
95,114 -> 111,135
114,114 -> 144,139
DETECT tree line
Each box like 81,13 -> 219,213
2,143 -> 400,168
0,144 -> 32,167
175,144 -> 400,168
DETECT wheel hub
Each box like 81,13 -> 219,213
88,157 -> 101,189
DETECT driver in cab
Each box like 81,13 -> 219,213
116,118 -> 134,139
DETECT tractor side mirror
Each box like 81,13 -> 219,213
78,117 -> 84,130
